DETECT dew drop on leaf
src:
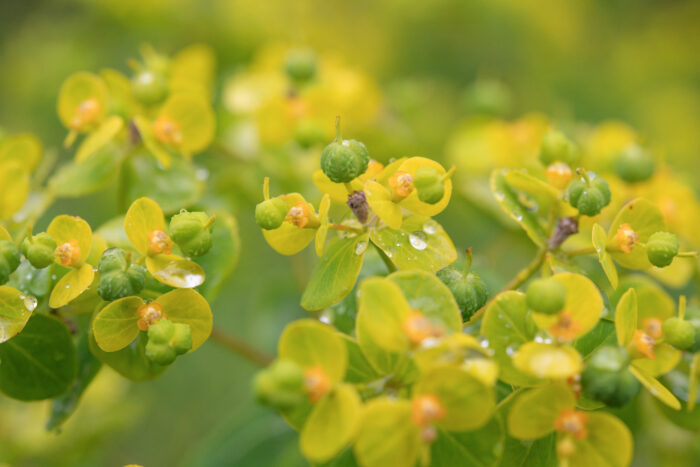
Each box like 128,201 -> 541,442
408,232 -> 427,250
355,241 -> 368,255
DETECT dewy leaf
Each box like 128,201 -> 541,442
490,170 -> 546,247
278,319 -> 347,384
300,384 -> 361,463
92,296 -> 143,352
0,285 -> 37,343
74,115 -> 123,162
481,291 -> 539,387
629,364 -> 681,410
430,417 -> 504,467
301,234 -> 369,311
193,209 -> 241,301
353,398 -> 420,467
615,288 -> 637,347
89,332 -> 166,382
50,143 -> 123,198
0,133 -> 42,171
356,277 -> 412,353
369,216 -> 457,273
592,223 -> 618,289
145,254 -> 206,288
388,269 -> 462,334
566,412 -> 633,467
0,314 -> 77,400
512,342 -> 583,380
507,382 -> 575,440
49,263 -> 95,309
48,214 -> 93,265
530,273 -> 603,340
155,288 -> 212,350
124,197 -> 166,256
364,180 -> 402,229
607,198 -> 666,270
414,366 -> 496,431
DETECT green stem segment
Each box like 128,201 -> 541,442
209,325 -> 274,367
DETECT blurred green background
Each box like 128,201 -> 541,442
0,0 -> 698,466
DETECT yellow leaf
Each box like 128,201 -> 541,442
364,180 -> 402,229
92,296 -> 143,352
155,288 -> 212,350
47,215 -> 93,266
314,194 -> 331,257
507,382 -> 575,440
629,363 -> 681,410
512,342 -> 583,380
357,277 -> 412,353
397,157 -> 452,217
0,133 -> 42,171
124,197 -> 166,256
49,264 -> 95,308
615,288 -> 637,347
145,254 -> 205,288
75,116 -> 123,162
278,319 -> 347,384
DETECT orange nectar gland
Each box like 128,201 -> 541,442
545,162 -> 573,189
153,116 -> 183,146
137,302 -> 166,331
286,202 -> 314,229
642,317 -> 664,340
548,311 -> 581,342
147,229 -> 173,255
365,160 -> 384,178
304,366 -> 331,403
630,329 -> 656,360
567,374 -> 582,399
70,98 -> 100,130
55,240 -> 81,267
389,171 -> 414,198
412,394 -> 446,427
554,409 -> 588,441
615,223 -> 638,254
402,311 -> 443,346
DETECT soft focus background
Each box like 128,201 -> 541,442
0,0 -> 699,466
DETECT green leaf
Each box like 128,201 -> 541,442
278,319 -> 347,384
498,433 -> 557,467
565,412 -> 632,467
300,384 -> 361,463
504,169 -> 560,201
339,334 -> 380,384
50,142 -> 123,198
155,288 -> 212,350
507,382 -> 575,440
353,398 -> 420,467
614,288 -> 637,347
0,285 -> 37,343
193,209 -> 241,301
607,198 -> 666,269
89,331 -> 166,381
430,417 -> 504,467
74,115 -> 123,162
388,269 -> 462,334
632,342 -> 682,377
490,170 -> 546,247
356,277 -> 412,353
629,363 -> 681,409
610,275 -> 675,324
92,296 -> 143,352
0,133 -> 42,171
414,366 -> 496,431
573,319 -> 615,358
481,291 -> 539,387
145,254 -> 205,288
512,342 -> 583,380
0,161 -> 29,219
369,216 -> 457,272
0,314 -> 77,400
301,234 -> 369,311
592,223 -> 618,289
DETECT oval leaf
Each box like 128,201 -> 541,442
0,286 -> 37,343
592,223 -> 618,289
512,342 -> 583,380
124,197 -> 166,256
48,215 -> 93,265
155,288 -> 212,350
278,319 -> 347,384
629,363 -> 681,410
507,382 -> 575,440
92,296 -> 143,352
615,288 -> 637,347
145,254 -> 205,288
49,263 -> 95,309
490,170 -> 545,247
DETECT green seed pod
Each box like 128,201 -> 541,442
414,166 -> 445,204
662,317 -> 695,350
21,232 -> 57,269
253,359 -> 306,410
148,316 -> 175,344
97,248 -> 146,301
614,145 -> 655,183
436,267 -> 489,321
539,130 -> 577,167
255,197 -> 288,231
284,48 -> 317,84
146,341 -> 177,366
646,231 -> 679,268
0,240 -> 20,285
131,70 -> 168,105
567,172 -> 610,216
169,211 -> 214,257
171,322 -> 193,355
320,139 -> 370,183
581,346 -> 640,408
526,278 -> 566,315
294,119 -> 326,149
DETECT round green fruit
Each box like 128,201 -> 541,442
526,278 -> 566,315
539,130 -> 577,167
614,145 -> 655,183
414,166 -> 444,204
320,139 -> 370,183
255,198 -> 288,230
21,232 -> 57,269
436,267 -> 489,321
646,231 -> 679,268
169,211 -> 214,257
581,346 -> 640,408
284,48 -> 317,84
662,317 -> 695,350
253,359 -> 306,410
0,240 -> 20,285
131,70 -> 168,105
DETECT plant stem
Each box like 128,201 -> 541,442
209,325 -> 274,367
564,246 -> 596,256
373,242 -> 397,273
465,246 -> 547,325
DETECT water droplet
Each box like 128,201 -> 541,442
51,275 -> 57,280
195,169 -> 209,181
319,312 -> 332,325
421,337 -> 441,349
355,241 -> 368,255
477,336 -> 490,348
506,345 -> 519,357
409,232 -> 427,250
422,221 -> 438,235
179,208 -> 187,214
21,295 -> 37,311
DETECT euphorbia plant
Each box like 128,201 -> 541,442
254,120 -> 699,467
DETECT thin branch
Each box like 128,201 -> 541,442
209,325 -> 274,367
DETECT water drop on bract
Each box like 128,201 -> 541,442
423,220 -> 438,235
354,241 -> 368,255
409,232 -> 427,250
477,336 -> 490,348
506,345 -> 519,357
23,295 -> 37,311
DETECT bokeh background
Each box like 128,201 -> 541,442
0,0 -> 698,466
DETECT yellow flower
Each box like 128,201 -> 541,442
615,223 -> 638,254
554,409 -> 588,440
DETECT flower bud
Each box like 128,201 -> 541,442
567,172 -> 610,217
256,197 -> 289,230
254,359 -> 306,410
436,266 -> 489,321
662,317 -> 695,350
97,248 -> 146,301
413,166 -> 445,204
539,131 -> 577,167
145,318 -> 192,365
526,278 -> 566,315
21,233 -> 57,269
646,231 -> 679,268
131,70 -> 168,105
0,240 -> 20,285
614,145 -> 655,183
169,211 -> 214,257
